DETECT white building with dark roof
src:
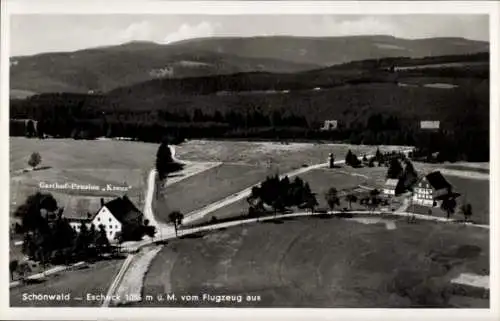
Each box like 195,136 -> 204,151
413,171 -> 454,207
383,179 -> 399,196
65,196 -> 143,241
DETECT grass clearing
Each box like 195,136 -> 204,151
139,217 -> 488,308
10,137 -> 159,171
154,164 -> 273,223
173,140 -> 406,172
445,176 -> 489,224
196,165 -> 393,226
10,137 -> 155,217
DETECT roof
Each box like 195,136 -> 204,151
102,195 -> 143,224
62,195 -> 142,224
425,171 -> 451,190
384,179 -> 399,188
62,196 -> 106,221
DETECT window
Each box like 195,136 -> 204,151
109,225 -> 112,230
109,218 -> 111,222
116,225 -> 119,229
97,218 -> 101,222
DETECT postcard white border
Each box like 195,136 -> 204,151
1,1 -> 499,320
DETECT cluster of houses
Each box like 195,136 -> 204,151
383,170 -> 454,208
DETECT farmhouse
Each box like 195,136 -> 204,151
65,196 -> 144,241
383,179 -> 399,197
412,171 -> 453,207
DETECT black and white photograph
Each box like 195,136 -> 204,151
1,1 -> 498,319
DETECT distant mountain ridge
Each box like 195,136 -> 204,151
10,35 -> 489,95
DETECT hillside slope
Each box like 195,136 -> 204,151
169,35 -> 488,66
10,36 -> 488,95
10,42 -> 319,94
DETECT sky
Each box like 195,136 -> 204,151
10,14 -> 489,56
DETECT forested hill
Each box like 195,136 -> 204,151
10,35 -> 488,94
10,52 -> 490,162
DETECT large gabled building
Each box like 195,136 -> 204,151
412,171 -> 453,207
65,195 -> 144,242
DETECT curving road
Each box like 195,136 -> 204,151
104,147 -> 423,306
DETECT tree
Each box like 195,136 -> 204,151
10,260 -> 19,281
346,150 -> 361,167
375,147 -> 383,161
271,195 -> 286,217
15,192 -> 57,233
26,120 -> 36,137
37,121 -> 45,139
96,224 -> 111,254
368,189 -> 382,212
75,223 -> 90,258
304,193 -> 319,213
461,203 -> 472,222
28,152 -> 42,169
168,211 -> 184,237
17,261 -> 32,281
329,153 -> 335,169
441,196 -> 457,220
345,150 -> 354,166
345,194 -> 358,210
387,158 -> 403,179
22,233 -> 37,259
325,187 -> 340,211
155,140 -> 174,181
396,159 -> 418,195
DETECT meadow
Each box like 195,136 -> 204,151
11,137 -> 402,226
186,165 -> 396,226
152,140 -> 403,223
139,216 -> 489,308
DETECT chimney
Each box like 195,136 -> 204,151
100,198 -> 104,207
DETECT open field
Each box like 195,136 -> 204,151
189,165 -> 394,226
10,258 -> 124,307
446,176 -> 489,223
295,168 -> 400,211
173,140 -> 405,171
10,137 -> 160,171
10,137 -> 157,216
154,164 -> 274,223
137,216 -> 488,308
153,141 -> 404,224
